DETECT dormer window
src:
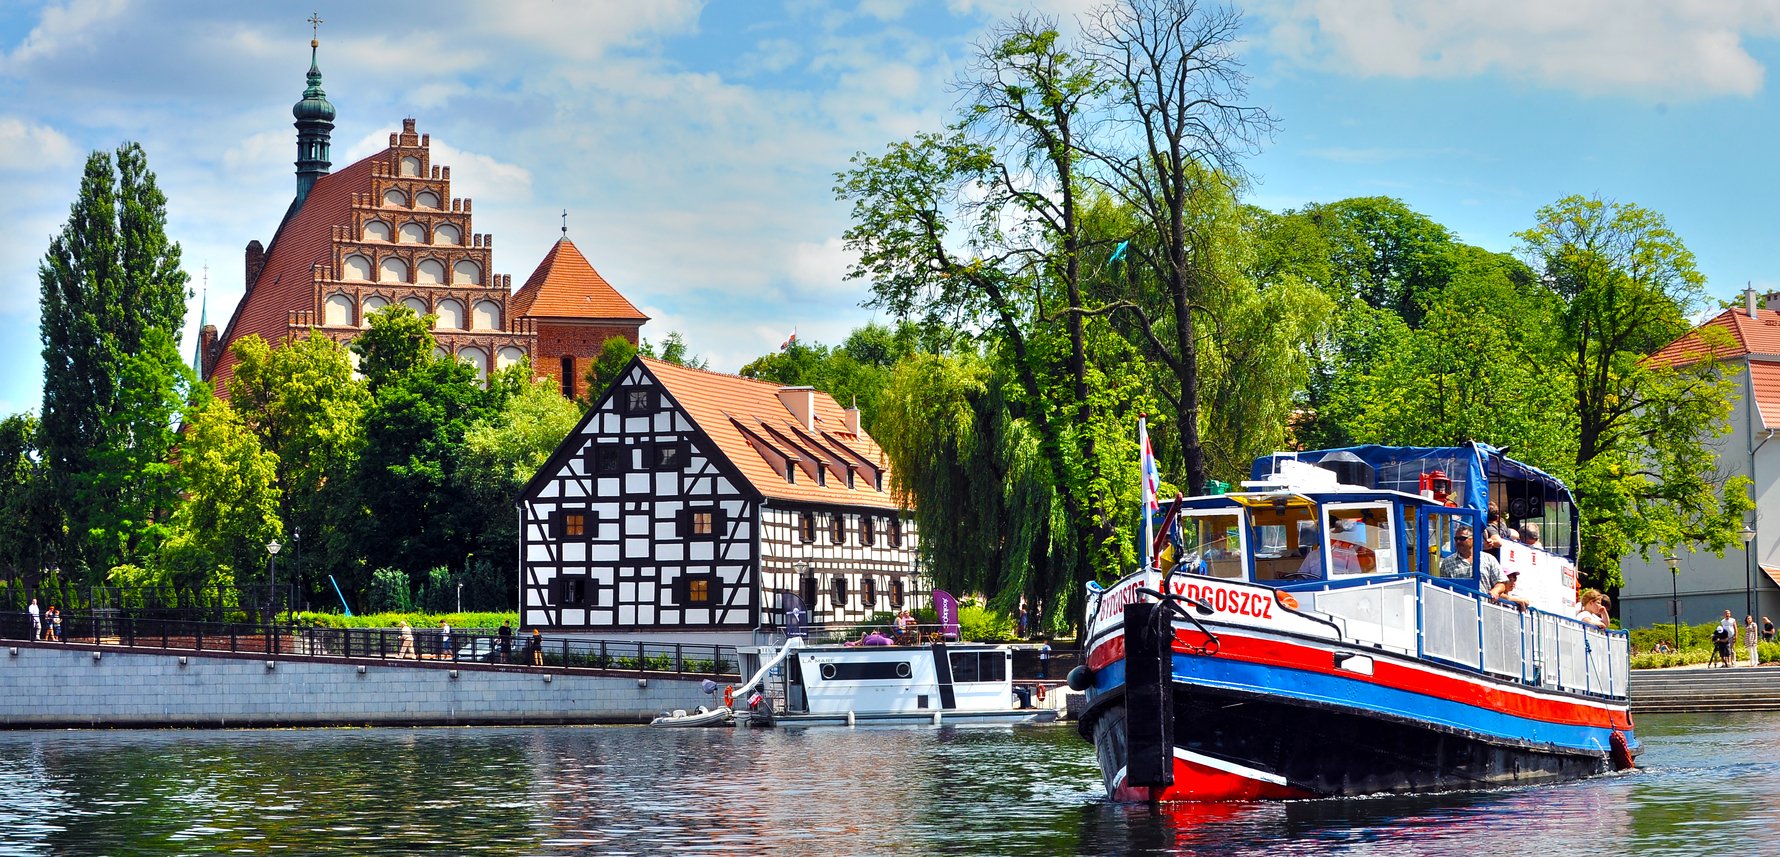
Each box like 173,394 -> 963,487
785,462 -> 797,483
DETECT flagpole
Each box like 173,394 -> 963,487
1140,415 -> 1153,571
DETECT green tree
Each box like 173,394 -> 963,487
738,322 -> 932,430
458,373 -> 582,605
37,143 -> 190,579
0,415 -> 53,593
155,388 -> 282,597
227,332 -> 368,603
583,336 -> 638,405
1517,195 -> 1753,587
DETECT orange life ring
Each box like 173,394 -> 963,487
723,685 -> 735,708
1035,683 -> 1047,702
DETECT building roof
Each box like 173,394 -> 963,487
512,238 -> 648,322
206,149 -> 385,392
640,357 -> 899,510
1646,306 -> 1780,429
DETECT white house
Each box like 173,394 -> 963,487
515,356 -> 925,645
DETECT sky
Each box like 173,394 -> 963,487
5,0 -> 1780,417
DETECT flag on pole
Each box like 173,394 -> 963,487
780,328 -> 798,351
1139,416 -> 1160,569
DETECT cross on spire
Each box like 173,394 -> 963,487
308,11 -> 323,46
561,209 -> 568,237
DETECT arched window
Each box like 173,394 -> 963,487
362,295 -> 390,322
399,156 -> 421,177
382,188 -> 407,207
416,259 -> 446,285
496,346 -> 525,370
459,347 -> 489,380
362,220 -> 392,242
436,299 -> 465,330
415,190 -> 441,209
431,346 -> 449,360
403,296 -> 428,316
342,254 -> 372,281
324,293 -> 354,326
452,260 -> 481,285
398,222 -> 426,244
378,257 -> 409,283
433,223 -> 461,245
472,300 -> 501,330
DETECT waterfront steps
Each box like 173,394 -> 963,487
1629,665 -> 1780,713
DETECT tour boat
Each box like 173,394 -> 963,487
732,635 -> 1058,727
1073,443 -> 1638,802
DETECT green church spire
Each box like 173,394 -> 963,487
292,13 -> 334,205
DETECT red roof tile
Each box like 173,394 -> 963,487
640,357 -> 898,510
1646,307 -> 1780,368
1750,360 -> 1780,429
513,238 -> 647,322
206,150 -> 387,393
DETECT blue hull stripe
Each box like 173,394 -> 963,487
1092,654 -> 1637,754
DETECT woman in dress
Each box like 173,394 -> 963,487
1747,615 -> 1761,667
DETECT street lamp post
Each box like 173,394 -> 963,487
267,539 -> 282,626
1742,523 -> 1757,622
292,527 -> 302,613
1666,554 -> 1681,650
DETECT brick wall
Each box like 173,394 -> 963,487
533,320 -> 642,400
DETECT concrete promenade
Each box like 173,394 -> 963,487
0,639 -> 722,728
1629,664 -> 1780,713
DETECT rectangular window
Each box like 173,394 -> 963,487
829,514 -> 845,545
862,577 -> 877,609
594,443 -> 625,474
653,441 -> 686,470
626,388 -> 655,414
890,517 -> 903,547
892,578 -> 906,609
687,576 -> 712,605
799,512 -> 816,543
948,651 -> 1007,683
554,574 -> 590,607
680,507 -> 723,539
801,575 -> 818,615
564,512 -> 586,538
560,357 -> 575,398
785,462 -> 797,483
860,516 -> 876,547
692,509 -> 715,536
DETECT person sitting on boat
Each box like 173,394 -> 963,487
1439,527 -> 1500,582
1519,521 -> 1542,549
861,629 -> 893,646
1575,589 -> 1608,628
895,608 -> 916,633
1488,570 -> 1531,610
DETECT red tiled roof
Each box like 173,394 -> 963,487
206,150 -> 387,392
640,357 -> 898,510
512,238 -> 647,322
1750,361 -> 1780,429
1645,307 -> 1780,369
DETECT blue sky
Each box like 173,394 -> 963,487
4,0 -> 1780,417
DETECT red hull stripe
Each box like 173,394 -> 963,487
1087,627 -> 1626,731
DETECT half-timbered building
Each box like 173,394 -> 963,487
517,357 -> 924,644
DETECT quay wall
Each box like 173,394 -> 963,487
0,641 -> 714,728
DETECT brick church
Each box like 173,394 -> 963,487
198,36 -> 647,399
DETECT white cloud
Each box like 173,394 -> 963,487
0,116 -> 77,170
1254,0 -> 1780,99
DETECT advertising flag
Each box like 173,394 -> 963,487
933,589 -> 960,640
783,591 -> 807,638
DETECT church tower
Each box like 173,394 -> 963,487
292,14 -> 335,206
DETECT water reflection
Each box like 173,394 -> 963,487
0,713 -> 1770,856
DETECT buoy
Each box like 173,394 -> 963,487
1066,664 -> 1093,692
1036,683 -> 1048,703
723,685 -> 734,708
1610,730 -> 1635,771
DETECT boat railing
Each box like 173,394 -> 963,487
1291,574 -> 1627,700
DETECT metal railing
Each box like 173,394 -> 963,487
1293,573 -> 1628,700
0,611 -> 741,679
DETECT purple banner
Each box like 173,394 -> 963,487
933,589 -> 960,640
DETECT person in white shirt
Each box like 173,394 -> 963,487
27,598 -> 39,640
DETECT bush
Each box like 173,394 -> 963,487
366,567 -> 411,613
292,610 -> 516,630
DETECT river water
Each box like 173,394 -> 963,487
0,712 -> 1771,856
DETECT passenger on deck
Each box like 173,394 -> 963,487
1439,527 -> 1500,583
862,629 -> 893,646
1488,570 -> 1531,610
1519,522 -> 1542,549
1575,589 -> 1608,627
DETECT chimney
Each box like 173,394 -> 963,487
776,386 -> 815,431
198,324 -> 219,378
844,406 -> 861,436
244,240 -> 265,291
1747,284 -> 1760,318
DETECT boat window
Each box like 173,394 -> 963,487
948,651 -> 1007,683
1423,508 -> 1474,579
1246,500 -> 1319,582
1180,510 -> 1245,580
1323,503 -> 1398,578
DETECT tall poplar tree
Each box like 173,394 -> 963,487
37,143 -> 190,580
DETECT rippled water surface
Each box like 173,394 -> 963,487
0,712 -> 1772,855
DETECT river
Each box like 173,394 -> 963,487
0,712 -> 1770,855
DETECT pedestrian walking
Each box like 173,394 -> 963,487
526,628 -> 543,666
397,620 -> 416,659
439,620 -> 453,659
497,620 -> 513,663
27,598 -> 39,641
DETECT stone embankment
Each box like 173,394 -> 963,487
1629,665 -> 1780,713
0,640 -> 720,728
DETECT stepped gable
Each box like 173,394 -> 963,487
1646,305 -> 1780,428
640,357 -> 896,509
207,151 -> 385,392
513,237 -> 648,322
